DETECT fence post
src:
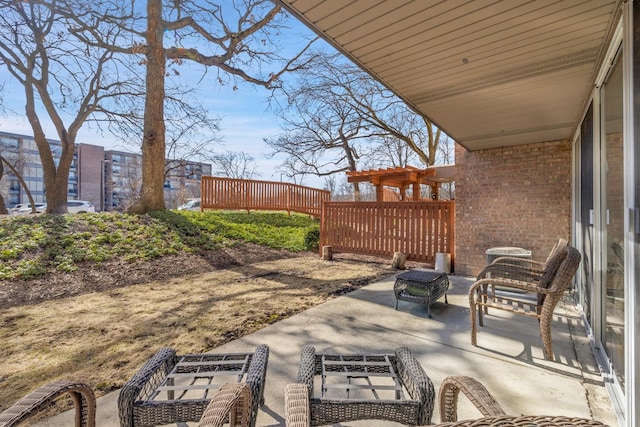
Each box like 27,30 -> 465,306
319,201 -> 327,257
392,252 -> 406,269
245,179 -> 251,213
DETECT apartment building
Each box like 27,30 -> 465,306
0,132 -> 212,211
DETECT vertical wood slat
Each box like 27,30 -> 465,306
201,177 -> 330,217
319,201 -> 455,268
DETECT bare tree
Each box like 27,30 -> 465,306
268,52 -> 448,191
212,151 -> 261,179
63,0 -> 316,214
164,109 -> 221,180
0,0 -> 138,214
266,53 -> 389,198
436,134 -> 456,199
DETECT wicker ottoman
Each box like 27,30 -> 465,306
294,345 -> 435,426
394,270 -> 449,318
118,344 -> 269,427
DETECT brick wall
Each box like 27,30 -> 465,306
454,139 -> 572,276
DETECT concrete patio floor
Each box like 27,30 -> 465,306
39,270 -> 618,426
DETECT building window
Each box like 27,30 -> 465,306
9,179 -> 20,192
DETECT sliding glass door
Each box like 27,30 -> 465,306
579,105 -> 594,326
601,46 -> 625,389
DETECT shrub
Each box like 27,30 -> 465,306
304,227 -> 320,250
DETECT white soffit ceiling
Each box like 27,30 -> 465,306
276,0 -> 622,150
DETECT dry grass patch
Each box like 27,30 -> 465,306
0,253 -> 394,414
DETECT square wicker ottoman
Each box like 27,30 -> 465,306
118,344 -> 268,427
394,270 -> 449,318
294,345 -> 435,426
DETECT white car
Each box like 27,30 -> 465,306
66,200 -> 96,213
177,199 -> 201,211
15,200 -> 96,215
10,203 -> 45,215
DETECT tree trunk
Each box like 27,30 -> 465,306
352,182 -> 361,201
24,84 -> 74,214
0,156 -> 36,214
0,161 -> 6,214
129,0 -> 166,214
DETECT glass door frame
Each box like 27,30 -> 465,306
574,3 -> 640,424
573,11 -> 632,423
624,1 -> 639,424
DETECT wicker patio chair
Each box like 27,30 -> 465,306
0,380 -> 96,427
285,374 -> 607,426
476,238 -> 568,315
291,345 -> 435,426
118,344 -> 268,427
469,245 -> 581,360
197,383 -> 251,427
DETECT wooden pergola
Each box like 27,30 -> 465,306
346,165 -> 455,201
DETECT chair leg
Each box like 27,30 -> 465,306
469,294 -> 477,347
482,284 -> 489,314
540,315 -> 554,361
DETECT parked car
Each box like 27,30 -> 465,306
15,200 -> 96,215
67,200 -> 96,213
177,199 -> 201,211
10,203 -> 45,215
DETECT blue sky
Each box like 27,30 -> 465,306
0,7 -> 328,188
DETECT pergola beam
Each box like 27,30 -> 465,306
346,166 -> 443,201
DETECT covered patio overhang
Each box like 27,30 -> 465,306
274,0 -> 623,150
272,3 -> 633,426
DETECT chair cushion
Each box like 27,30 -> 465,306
539,247 -> 568,289
537,247 -> 569,306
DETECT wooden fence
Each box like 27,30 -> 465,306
201,176 -> 331,216
320,201 -> 455,268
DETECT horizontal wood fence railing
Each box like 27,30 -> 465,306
201,176 -> 331,216
320,201 -> 455,268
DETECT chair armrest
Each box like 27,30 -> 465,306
296,345 -> 316,393
284,384 -> 310,427
477,263 -> 544,281
0,380 -> 96,427
245,344 -> 269,427
198,383 -> 251,427
491,257 -> 545,270
246,344 -> 269,405
437,375 -> 505,423
434,415 -> 607,426
394,346 -> 435,425
117,347 -> 176,427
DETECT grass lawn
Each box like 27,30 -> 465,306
0,210 -> 393,416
